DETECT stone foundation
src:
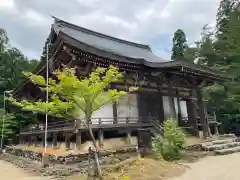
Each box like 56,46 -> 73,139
5,146 -> 137,165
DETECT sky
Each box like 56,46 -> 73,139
0,0 -> 221,60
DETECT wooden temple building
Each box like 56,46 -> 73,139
12,17 -> 227,150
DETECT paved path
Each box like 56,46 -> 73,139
0,160 -> 52,180
171,153 -> 240,180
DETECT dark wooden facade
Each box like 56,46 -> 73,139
13,17 -> 227,149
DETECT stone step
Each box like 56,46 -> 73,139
201,138 -> 237,147
218,134 -> 236,138
203,142 -> 240,151
214,146 -> 240,155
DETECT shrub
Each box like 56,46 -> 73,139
152,119 -> 186,160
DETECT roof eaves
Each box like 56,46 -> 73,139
53,16 -> 152,51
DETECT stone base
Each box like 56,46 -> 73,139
41,153 -> 49,168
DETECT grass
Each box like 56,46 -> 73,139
68,156 -> 186,180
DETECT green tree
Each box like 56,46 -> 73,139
215,0 -> 237,62
216,0 -> 237,39
0,28 -> 8,52
183,46 -> 198,64
9,65 -> 137,177
171,29 -> 187,60
203,2 -> 240,134
0,113 -> 16,140
195,25 -> 217,66
152,120 -> 186,160
0,28 -> 38,109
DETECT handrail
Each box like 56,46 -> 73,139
148,118 -> 163,135
20,116 -> 151,133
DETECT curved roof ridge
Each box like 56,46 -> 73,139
52,16 -> 151,51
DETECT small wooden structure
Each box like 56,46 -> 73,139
12,17 -> 229,150
138,129 -> 152,156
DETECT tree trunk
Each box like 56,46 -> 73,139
84,115 -> 102,178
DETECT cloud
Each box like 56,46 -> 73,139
0,0 -> 221,60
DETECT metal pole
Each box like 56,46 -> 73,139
0,92 -> 6,150
44,44 -> 49,153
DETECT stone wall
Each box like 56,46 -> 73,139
5,146 -> 137,165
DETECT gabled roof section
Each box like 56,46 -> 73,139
50,17 -> 230,81
52,16 -> 170,64
152,60 -> 233,80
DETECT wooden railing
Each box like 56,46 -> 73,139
20,117 -> 151,133
20,119 -> 75,132
149,118 -> 163,135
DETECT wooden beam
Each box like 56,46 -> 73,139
196,88 -> 208,138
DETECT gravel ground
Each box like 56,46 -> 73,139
2,151 -> 240,180
170,152 -> 240,180
0,160 -> 53,180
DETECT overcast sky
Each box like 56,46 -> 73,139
0,0 -> 220,60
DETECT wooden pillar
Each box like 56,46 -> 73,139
22,136 -> 26,145
167,78 -> 177,120
176,91 -> 182,125
213,112 -> 219,135
203,102 -> 212,137
196,88 -> 208,138
158,93 -> 165,123
186,100 -> 199,136
168,87 -> 177,120
27,135 -> 31,146
52,132 -> 58,148
126,130 -> 132,144
34,136 -> 38,146
19,136 -> 23,145
65,132 -> 70,150
42,134 -> 45,147
98,129 -> 104,148
75,131 -> 82,150
113,102 -> 118,124
30,135 -> 35,146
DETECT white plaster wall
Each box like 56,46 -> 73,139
117,94 -> 138,123
77,94 -> 139,125
92,103 -> 114,124
162,96 -> 171,119
163,96 -> 188,120
180,101 -> 188,118
76,92 -> 114,125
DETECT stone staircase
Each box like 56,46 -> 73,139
200,136 -> 240,155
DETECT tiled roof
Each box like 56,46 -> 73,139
52,17 -> 171,65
